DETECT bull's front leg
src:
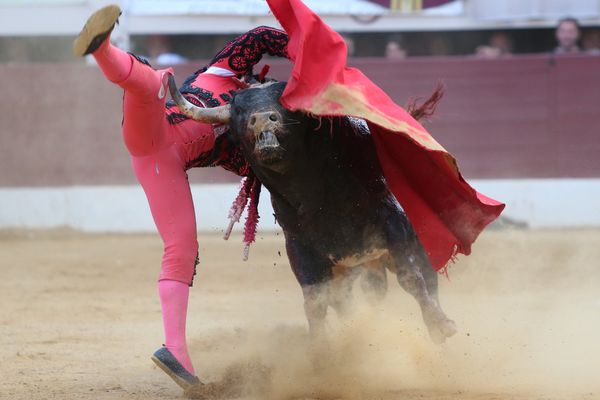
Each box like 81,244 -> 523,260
301,283 -> 329,338
284,236 -> 334,339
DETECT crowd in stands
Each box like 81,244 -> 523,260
121,16 -> 600,63
471,17 -> 599,59
376,17 -> 600,59
0,16 -> 598,63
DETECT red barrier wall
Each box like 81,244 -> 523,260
1,54 -> 598,187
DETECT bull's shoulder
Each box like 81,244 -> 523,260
330,117 -> 387,195
336,116 -> 376,158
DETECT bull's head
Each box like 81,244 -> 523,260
168,76 -> 305,173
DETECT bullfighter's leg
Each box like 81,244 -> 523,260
74,4 -> 173,158
284,236 -> 333,338
132,147 -> 200,382
385,213 -> 456,344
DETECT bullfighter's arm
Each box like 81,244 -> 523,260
208,26 -> 290,76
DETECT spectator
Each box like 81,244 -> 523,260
475,32 -> 513,59
146,35 -> 188,65
341,34 -> 356,57
554,17 -> 581,54
429,35 -> 453,56
385,34 -> 408,59
582,30 -> 600,55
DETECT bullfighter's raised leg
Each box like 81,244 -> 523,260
385,213 -> 456,344
74,4 -> 173,158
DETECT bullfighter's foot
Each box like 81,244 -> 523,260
73,4 -> 121,56
424,313 -> 457,344
151,347 -> 201,391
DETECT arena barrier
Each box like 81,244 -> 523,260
1,55 -> 599,230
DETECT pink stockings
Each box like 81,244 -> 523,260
158,280 -> 194,374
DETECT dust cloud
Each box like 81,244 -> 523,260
187,230 -> 600,400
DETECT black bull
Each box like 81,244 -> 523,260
169,78 -> 457,344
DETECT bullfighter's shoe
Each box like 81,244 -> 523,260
151,347 -> 202,391
73,4 -> 121,56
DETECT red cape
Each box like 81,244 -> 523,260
266,0 -> 505,271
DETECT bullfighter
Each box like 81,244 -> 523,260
74,5 -> 289,391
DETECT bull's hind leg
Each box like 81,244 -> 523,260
301,283 -> 329,338
412,243 -> 456,343
385,215 -> 456,343
418,250 -> 440,305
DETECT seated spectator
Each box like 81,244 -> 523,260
429,35 -> 453,56
147,35 -> 188,65
583,30 -> 600,55
385,34 -> 408,59
475,32 -> 513,59
554,17 -> 581,55
341,34 -> 356,57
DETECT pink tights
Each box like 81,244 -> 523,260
92,38 -> 224,376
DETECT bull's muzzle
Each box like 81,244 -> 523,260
248,110 -> 283,150
257,130 -> 280,148
248,110 -> 285,163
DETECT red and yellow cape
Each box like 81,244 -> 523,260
266,0 -> 505,271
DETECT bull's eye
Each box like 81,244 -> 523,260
269,114 -> 278,122
250,116 -> 257,126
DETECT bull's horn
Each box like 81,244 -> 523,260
167,74 -> 231,124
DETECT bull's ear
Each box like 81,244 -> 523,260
168,75 -> 231,124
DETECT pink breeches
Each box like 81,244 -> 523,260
131,145 -> 199,284
118,59 -> 238,285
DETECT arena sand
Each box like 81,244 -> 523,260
0,229 -> 599,400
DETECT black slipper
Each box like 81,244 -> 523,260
151,347 -> 202,391
73,4 -> 121,56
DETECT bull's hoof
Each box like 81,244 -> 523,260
427,318 -> 457,344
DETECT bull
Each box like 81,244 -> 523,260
169,77 -> 457,344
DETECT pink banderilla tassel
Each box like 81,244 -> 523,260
224,177 -> 253,240
242,179 -> 262,261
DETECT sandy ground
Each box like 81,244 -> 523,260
1,229 -> 599,400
